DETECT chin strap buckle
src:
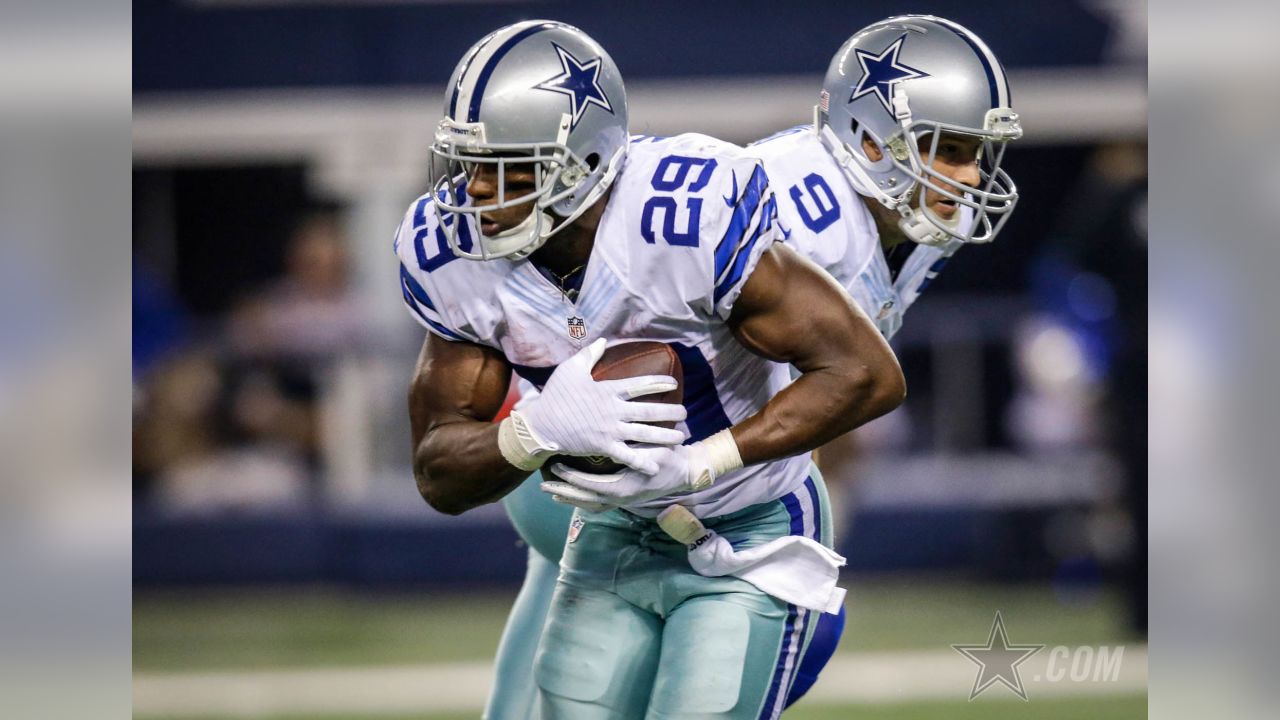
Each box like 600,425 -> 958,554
896,207 -> 950,247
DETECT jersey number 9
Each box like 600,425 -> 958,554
788,173 -> 841,233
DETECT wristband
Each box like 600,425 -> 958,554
690,428 -> 744,491
497,410 -> 559,471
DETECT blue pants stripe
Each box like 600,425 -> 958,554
758,477 -> 820,719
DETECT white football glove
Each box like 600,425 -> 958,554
497,339 -> 687,475
541,429 -> 743,510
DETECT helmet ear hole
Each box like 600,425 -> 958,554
855,126 -> 886,164
585,153 -> 600,170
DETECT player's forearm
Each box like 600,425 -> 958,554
730,360 -> 904,466
414,421 -> 530,515
722,244 -> 907,467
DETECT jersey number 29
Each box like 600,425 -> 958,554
641,155 -> 718,247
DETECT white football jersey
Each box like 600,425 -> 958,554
394,133 -> 810,518
749,126 -> 967,340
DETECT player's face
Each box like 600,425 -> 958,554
465,158 -> 539,236
916,132 -> 983,221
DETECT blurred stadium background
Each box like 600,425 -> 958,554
132,1 -> 1147,717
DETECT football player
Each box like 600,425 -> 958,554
465,15 -> 1024,718
746,13 -> 1022,697
397,20 -> 905,720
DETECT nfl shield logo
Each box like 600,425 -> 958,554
567,316 -> 587,340
567,515 -> 585,544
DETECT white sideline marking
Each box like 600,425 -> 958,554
134,663 -> 493,716
134,646 -> 1147,716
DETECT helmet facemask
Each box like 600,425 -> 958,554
429,115 -> 622,261
815,14 -> 1024,247
820,103 -> 1021,247
891,110 -> 1021,245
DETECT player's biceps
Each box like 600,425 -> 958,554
416,353 -> 510,426
408,359 -> 450,442
732,295 -> 808,361
793,301 -> 881,371
464,354 -> 514,420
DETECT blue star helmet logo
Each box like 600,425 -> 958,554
850,34 -> 930,114
535,44 -> 615,130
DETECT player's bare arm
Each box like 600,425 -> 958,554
411,330 -> 686,514
727,242 -> 905,465
544,240 -> 905,511
409,333 -> 524,515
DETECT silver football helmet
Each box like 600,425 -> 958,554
816,15 -> 1022,245
430,21 -> 629,260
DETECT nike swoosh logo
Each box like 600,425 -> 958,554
723,170 -> 738,208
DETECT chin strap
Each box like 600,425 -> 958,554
814,111 -> 913,213
502,211 -> 554,261
895,206 -> 956,246
815,109 -> 903,210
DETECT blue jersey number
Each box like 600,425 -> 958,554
641,155 -> 718,247
412,194 -> 474,273
788,173 -> 841,233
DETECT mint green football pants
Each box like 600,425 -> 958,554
486,473 -> 574,720
488,470 -> 834,719
533,471 -> 833,720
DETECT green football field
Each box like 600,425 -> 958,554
134,696 -> 1148,720
134,578 -> 1146,718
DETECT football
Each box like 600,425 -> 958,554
550,341 -> 684,474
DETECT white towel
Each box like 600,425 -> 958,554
658,505 -> 847,614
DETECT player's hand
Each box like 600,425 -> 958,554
541,442 -> 715,509
509,339 -> 687,474
539,479 -> 617,513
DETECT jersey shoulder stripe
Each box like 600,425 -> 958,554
399,263 -> 464,342
713,162 -> 768,282
392,192 -> 497,345
715,171 -> 776,303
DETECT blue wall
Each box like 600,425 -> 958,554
133,506 -> 1077,588
135,0 -> 1113,92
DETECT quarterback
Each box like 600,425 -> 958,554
468,14 -> 1024,718
746,13 -> 1022,695
398,20 -> 904,720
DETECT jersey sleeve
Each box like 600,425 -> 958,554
753,129 -> 881,298
614,137 -> 785,323
392,196 -> 482,344
706,159 -> 782,320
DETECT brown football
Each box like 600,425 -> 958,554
549,341 -> 684,474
